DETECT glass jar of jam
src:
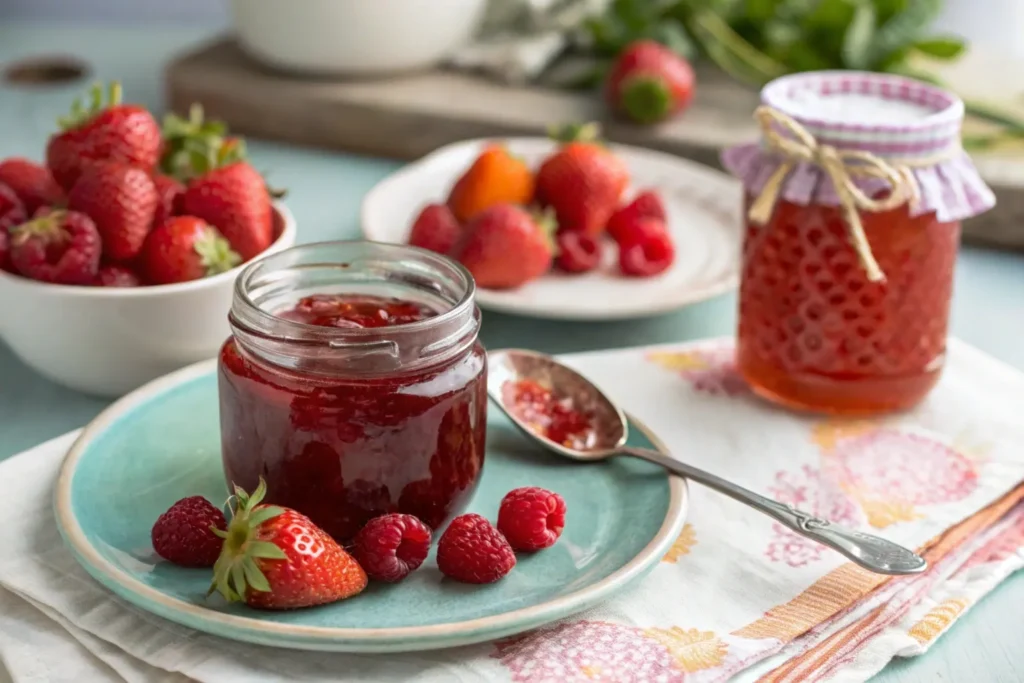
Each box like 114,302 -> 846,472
723,72 -> 994,415
219,242 -> 487,543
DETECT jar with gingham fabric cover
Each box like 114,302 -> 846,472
722,71 -> 994,415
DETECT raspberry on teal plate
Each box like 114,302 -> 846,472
54,359 -> 688,653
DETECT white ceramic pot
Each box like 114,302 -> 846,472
229,0 -> 489,75
0,204 -> 297,398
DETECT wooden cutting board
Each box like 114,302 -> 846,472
165,38 -> 1024,250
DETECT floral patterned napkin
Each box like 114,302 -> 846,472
0,338 -> 1021,682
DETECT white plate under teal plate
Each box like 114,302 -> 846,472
361,137 -> 743,321
54,360 -> 688,653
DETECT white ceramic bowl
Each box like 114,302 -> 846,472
230,0 -> 489,75
0,204 -> 297,398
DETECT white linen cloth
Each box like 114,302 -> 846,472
0,339 -> 1022,682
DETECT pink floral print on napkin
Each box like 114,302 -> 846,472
492,620 -> 729,682
765,465 -> 867,567
822,428 -> 979,528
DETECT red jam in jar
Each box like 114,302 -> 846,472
724,71 -> 994,415
737,198 -> 960,415
219,243 -> 487,543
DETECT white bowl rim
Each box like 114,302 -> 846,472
0,202 -> 296,298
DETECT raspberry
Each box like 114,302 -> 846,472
607,191 -> 666,245
498,487 -> 566,551
555,231 -> 602,273
151,496 -> 227,568
352,513 -> 432,583
437,513 -> 516,584
619,222 -> 675,277
95,265 -> 141,287
409,203 -> 462,255
9,210 -> 101,285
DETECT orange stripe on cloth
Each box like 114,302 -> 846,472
732,565 -> 883,641
732,483 -> 1024,644
757,604 -> 888,683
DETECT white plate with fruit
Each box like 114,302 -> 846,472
361,126 -> 742,321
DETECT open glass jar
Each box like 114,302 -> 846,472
219,242 -> 487,543
723,72 -> 995,415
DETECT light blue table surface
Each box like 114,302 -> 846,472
0,22 -> 1021,683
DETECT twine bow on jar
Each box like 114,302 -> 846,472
748,106 -> 928,283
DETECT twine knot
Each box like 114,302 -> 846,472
749,106 -> 926,282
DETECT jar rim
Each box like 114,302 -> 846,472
233,240 -> 476,342
228,241 -> 481,375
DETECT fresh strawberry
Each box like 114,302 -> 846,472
619,221 -> 676,277
437,513 -> 516,584
67,162 -> 158,261
152,174 -> 185,227
457,204 -> 555,289
498,487 -> 567,551
210,479 -> 368,610
607,191 -> 667,245
555,231 -> 602,274
152,496 -> 228,568
95,264 -> 141,287
9,210 -> 101,285
141,216 -> 241,285
447,144 -> 535,223
534,123 -> 629,236
606,40 -> 696,124
409,203 -> 462,255
46,82 -> 161,190
0,158 -> 65,213
180,139 -> 273,261
352,513 -> 432,583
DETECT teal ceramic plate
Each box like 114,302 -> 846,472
55,360 -> 688,653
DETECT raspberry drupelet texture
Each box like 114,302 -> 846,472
151,496 -> 228,568
436,513 -> 516,584
352,513 -> 433,583
498,487 -> 567,551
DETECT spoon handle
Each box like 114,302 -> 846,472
618,446 -> 927,576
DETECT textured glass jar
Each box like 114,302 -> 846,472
218,242 -> 487,542
723,72 -> 994,415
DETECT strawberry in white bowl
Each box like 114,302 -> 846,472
0,84 -> 296,397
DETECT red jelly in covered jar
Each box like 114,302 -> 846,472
723,72 -> 994,415
219,242 -> 487,542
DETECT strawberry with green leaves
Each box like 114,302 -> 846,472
141,216 -> 241,285
534,123 -> 629,236
210,479 -> 367,610
46,82 -> 161,191
179,138 -> 274,261
606,40 -> 695,125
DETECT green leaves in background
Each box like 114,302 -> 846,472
581,0 -> 966,84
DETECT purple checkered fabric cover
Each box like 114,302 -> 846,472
721,71 -> 995,221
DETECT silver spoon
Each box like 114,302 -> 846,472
486,348 -> 927,577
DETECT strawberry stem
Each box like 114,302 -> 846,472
56,81 -> 124,131
209,477 -> 286,603
195,225 -> 242,275
547,122 -> 603,145
620,75 -> 673,124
